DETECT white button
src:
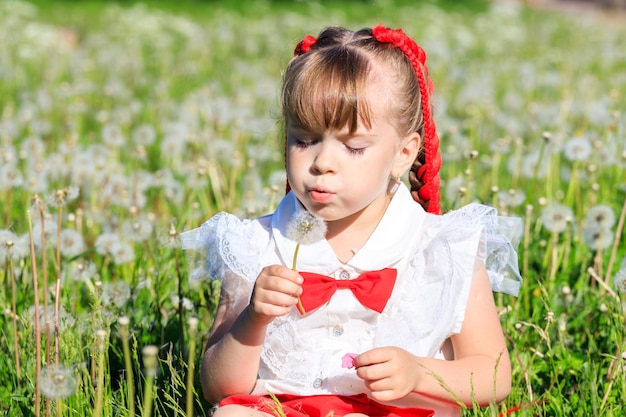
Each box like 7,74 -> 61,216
332,325 -> 344,336
339,270 -> 350,280
313,378 -> 323,389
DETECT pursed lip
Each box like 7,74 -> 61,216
307,186 -> 334,202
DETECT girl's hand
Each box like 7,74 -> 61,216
248,265 -> 303,325
355,347 -> 421,402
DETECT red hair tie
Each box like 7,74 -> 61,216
372,25 -> 441,214
294,35 -> 317,55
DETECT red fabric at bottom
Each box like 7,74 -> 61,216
219,393 -> 435,417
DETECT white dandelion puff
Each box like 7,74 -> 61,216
39,364 -> 77,400
585,204 -> 616,229
581,224 -> 613,251
94,233 -> 121,256
122,216 -> 154,242
101,280 -> 131,308
31,218 -> 59,249
0,230 -> 20,261
45,186 -> 80,208
59,229 -> 87,258
109,241 -> 135,265
286,211 -> 327,246
0,164 -> 24,190
132,123 -> 157,146
63,260 -> 96,282
102,123 -> 125,147
541,203 -> 573,234
563,136 -> 592,162
498,188 -> 527,208
614,265 -> 626,294
444,176 -> 467,203
286,211 -> 327,315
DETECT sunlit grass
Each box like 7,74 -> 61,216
0,0 -> 625,416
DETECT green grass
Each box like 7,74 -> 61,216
0,0 -> 625,416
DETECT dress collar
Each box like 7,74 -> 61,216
271,184 -> 427,274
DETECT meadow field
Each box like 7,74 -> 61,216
0,0 -> 625,415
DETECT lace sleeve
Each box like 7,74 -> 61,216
180,212 -> 269,310
451,204 -> 523,296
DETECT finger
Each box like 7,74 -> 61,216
354,347 -> 390,368
265,265 -> 304,284
252,286 -> 300,307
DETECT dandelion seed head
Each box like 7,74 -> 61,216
59,229 -> 86,258
132,123 -> 156,146
582,224 -> 613,251
27,305 -> 76,331
63,260 -> 96,282
46,186 -> 80,208
444,176 -> 467,202
614,265 -> 626,294
94,233 -> 121,256
0,230 -> 18,260
541,203 -> 573,234
498,188 -> 526,208
122,216 -> 153,242
101,280 -> 131,308
31,218 -> 59,249
102,122 -> 125,147
39,364 -> 77,400
563,136 -> 592,161
286,211 -> 327,245
585,204 -> 616,229
0,164 -> 24,190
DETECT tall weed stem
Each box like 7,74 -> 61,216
27,210 -> 42,417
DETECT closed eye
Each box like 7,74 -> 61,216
344,144 -> 365,156
292,136 -> 319,148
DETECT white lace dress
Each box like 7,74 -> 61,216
181,184 -> 522,416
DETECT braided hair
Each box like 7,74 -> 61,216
285,25 -> 442,214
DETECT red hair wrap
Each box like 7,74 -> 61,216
372,25 -> 442,214
294,35 -> 317,55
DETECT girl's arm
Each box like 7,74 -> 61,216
200,265 -> 304,403
356,260 -> 511,407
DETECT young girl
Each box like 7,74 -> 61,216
182,25 -> 522,417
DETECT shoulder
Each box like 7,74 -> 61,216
422,203 -> 523,296
181,211 -> 273,281
182,212 -> 271,247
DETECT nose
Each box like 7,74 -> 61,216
311,140 -> 336,174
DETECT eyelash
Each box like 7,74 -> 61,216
293,137 -> 365,157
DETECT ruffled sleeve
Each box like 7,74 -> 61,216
180,212 -> 271,311
376,203 -> 522,357
454,203 -> 523,296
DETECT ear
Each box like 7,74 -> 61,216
393,132 -> 421,176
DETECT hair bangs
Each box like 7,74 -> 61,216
283,47 -> 373,134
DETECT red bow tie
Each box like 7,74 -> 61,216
297,268 -> 397,314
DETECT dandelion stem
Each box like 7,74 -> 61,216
186,318 -> 199,417
118,318 -> 135,417
604,194 -> 626,284
291,243 -> 306,315
93,330 -> 107,417
54,208 -> 63,366
8,256 -> 21,381
141,346 -> 159,417
27,210 -> 42,417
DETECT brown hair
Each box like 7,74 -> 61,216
282,26 -> 441,214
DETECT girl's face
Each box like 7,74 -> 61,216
286,70 -> 419,232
